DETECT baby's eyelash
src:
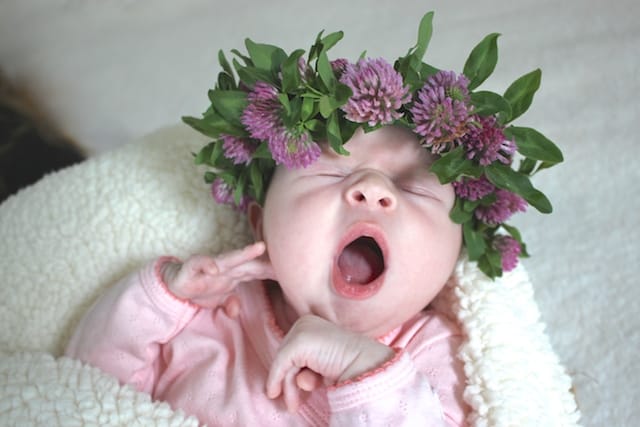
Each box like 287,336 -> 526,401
315,170 -> 348,178
400,184 -> 439,199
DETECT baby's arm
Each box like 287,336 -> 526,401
66,242 -> 274,393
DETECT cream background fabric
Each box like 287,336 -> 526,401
0,1 -> 638,425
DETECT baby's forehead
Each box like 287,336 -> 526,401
318,131 -> 434,167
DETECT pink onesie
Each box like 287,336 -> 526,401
66,258 -> 468,426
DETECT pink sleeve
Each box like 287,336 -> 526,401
65,257 -> 199,393
326,314 -> 468,427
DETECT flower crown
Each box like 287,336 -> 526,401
183,11 -> 563,279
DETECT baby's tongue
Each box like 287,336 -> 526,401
337,238 -> 381,284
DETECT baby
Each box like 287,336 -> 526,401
66,10 -> 561,427
67,125 -> 467,426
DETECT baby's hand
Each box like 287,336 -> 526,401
163,242 -> 274,315
266,314 -> 394,412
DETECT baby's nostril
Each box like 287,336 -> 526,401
379,197 -> 392,208
354,191 -> 366,202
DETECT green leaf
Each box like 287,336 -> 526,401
518,157 -> 537,175
182,115 -> 244,138
309,30 -> 345,63
504,126 -> 563,164
277,93 -> 291,115
208,90 -> 248,127
320,31 -> 344,53
244,38 -> 288,72
194,141 -> 215,165
304,119 -> 325,133
334,83 -> 352,104
477,249 -> 503,279
395,12 -> 434,85
339,120 -> 359,147
308,30 -> 324,62
234,173 -> 246,206
420,63 -> 439,80
485,163 -> 553,213
429,146 -> 475,184
464,199 -> 482,212
231,49 -> 252,67
319,95 -> 333,118
534,161 -> 557,173
249,162 -> 263,201
397,63 -> 422,92
204,171 -> 217,183
209,140 -> 224,165
217,72 -> 236,90
470,90 -> 512,117
450,198 -> 473,224
410,11 -> 434,69
252,142 -> 272,159
285,96 -> 303,127
463,33 -> 500,91
317,50 -> 336,90
503,68 -> 541,122
326,112 -> 348,155
218,50 -> 235,80
318,93 -> 347,118
301,96 -> 316,121
281,49 -> 306,92
463,222 -> 487,260
235,65 -> 276,86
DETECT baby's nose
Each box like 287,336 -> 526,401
345,172 -> 397,211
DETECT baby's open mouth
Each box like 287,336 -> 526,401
337,236 -> 385,285
333,231 -> 387,300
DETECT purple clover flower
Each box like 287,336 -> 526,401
462,115 -> 516,166
410,70 -> 472,152
453,175 -> 496,201
268,129 -> 321,168
210,178 -> 250,212
220,134 -> 256,165
493,235 -> 522,272
330,58 -> 349,78
475,189 -> 527,225
241,82 -> 282,141
241,81 -> 320,169
339,58 -> 410,126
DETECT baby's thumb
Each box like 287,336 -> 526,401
295,368 -> 323,392
222,295 -> 241,318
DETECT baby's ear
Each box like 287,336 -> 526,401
247,201 -> 264,241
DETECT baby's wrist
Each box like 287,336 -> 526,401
339,342 -> 395,384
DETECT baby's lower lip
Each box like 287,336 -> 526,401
331,267 -> 384,299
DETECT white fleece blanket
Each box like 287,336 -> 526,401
0,124 -> 579,426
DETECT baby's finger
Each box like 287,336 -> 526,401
266,355 -> 289,399
295,369 -> 323,392
282,369 -> 301,413
222,295 -> 241,318
214,242 -> 266,273
230,257 -> 276,283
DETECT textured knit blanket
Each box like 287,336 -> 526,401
0,124 -> 580,426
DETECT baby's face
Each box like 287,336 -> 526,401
257,126 -> 462,337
